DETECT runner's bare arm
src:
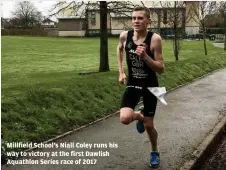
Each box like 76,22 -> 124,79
142,34 -> 165,73
117,31 -> 127,74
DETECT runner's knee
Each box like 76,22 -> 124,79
144,118 -> 154,129
120,108 -> 133,125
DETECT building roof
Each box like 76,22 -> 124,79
110,12 -> 132,18
58,16 -> 85,20
43,18 -> 55,23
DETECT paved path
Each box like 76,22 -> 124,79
213,43 -> 224,48
3,69 -> 226,170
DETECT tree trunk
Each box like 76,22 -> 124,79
173,2 -> 179,61
99,1 -> 110,72
85,9 -> 89,37
203,37 -> 207,55
174,39 -> 179,61
202,24 -> 208,55
174,25 -> 179,61
224,33 -> 226,51
157,11 -> 161,33
182,9 -> 186,38
109,15 -> 112,35
203,30 -> 207,55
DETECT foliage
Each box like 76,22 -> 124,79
11,1 -> 42,28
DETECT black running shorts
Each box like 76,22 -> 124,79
120,86 -> 157,117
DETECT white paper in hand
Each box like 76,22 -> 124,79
148,87 -> 167,105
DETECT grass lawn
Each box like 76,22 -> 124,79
1,36 -> 226,145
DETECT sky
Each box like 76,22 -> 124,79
1,0 -> 223,21
0,0 -> 58,21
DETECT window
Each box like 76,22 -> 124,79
91,12 -> 96,25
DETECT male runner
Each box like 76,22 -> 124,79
117,6 -> 165,168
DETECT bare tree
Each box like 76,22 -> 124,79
160,1 -> 187,61
172,1 -> 184,61
12,1 -> 42,28
50,1 -> 141,72
191,1 -> 216,55
218,2 -> 226,50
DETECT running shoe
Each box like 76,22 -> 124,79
150,151 -> 160,168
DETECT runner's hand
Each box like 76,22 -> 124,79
119,73 -> 127,85
136,43 -> 147,57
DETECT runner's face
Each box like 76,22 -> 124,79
132,11 -> 150,32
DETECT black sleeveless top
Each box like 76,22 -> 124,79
125,30 -> 159,88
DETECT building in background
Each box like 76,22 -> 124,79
57,1 -> 200,37
58,16 -> 86,36
41,18 -> 57,28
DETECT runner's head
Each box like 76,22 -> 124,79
132,6 -> 151,32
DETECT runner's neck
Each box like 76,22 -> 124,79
133,30 -> 148,41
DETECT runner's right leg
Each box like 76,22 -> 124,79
120,107 -> 143,125
120,87 -> 143,125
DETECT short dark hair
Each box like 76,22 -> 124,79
133,6 -> 151,19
